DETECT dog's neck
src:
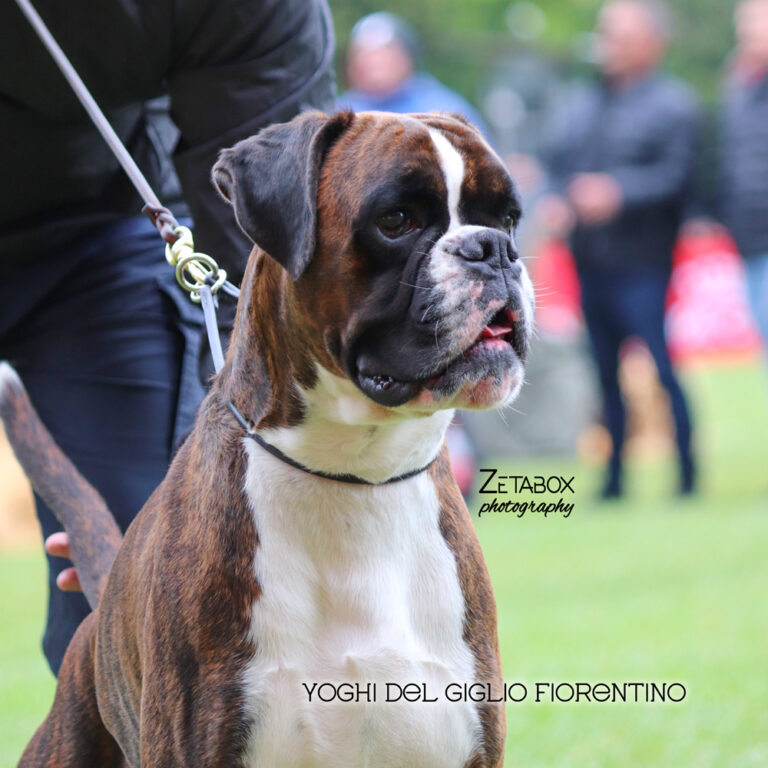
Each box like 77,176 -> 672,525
217,253 -> 453,483
258,365 -> 453,483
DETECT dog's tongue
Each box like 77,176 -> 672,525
480,324 -> 510,340
479,309 -> 519,340
480,320 -> 513,340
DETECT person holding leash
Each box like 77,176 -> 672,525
0,0 -> 335,674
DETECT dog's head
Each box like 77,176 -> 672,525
213,110 -> 534,419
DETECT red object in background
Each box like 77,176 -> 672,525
666,231 -> 762,362
531,237 -> 582,340
532,231 -> 762,362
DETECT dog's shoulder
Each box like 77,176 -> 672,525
95,402 -> 261,763
102,403 -> 261,639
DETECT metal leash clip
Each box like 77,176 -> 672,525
165,225 -> 228,303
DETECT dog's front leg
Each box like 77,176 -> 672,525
135,655 -> 253,768
19,613 -> 126,767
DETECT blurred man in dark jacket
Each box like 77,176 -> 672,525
722,0 -> 768,348
0,0 -> 335,673
540,0 -> 699,498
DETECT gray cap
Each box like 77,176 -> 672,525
349,12 -> 423,62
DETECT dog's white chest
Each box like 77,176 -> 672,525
241,442 -> 480,767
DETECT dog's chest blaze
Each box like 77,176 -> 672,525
240,441 -> 480,767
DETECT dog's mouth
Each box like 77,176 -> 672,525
356,307 -> 526,407
461,307 -> 523,360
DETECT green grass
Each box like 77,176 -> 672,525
0,553 -> 55,766
1,362 -> 767,767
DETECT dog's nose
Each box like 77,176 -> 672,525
447,228 -> 519,266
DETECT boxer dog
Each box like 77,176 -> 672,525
3,110 -> 534,767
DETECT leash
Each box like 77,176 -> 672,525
17,0 -> 435,486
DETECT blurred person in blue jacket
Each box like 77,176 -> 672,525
340,12 -> 491,139
539,0 -> 699,499
721,0 -> 768,349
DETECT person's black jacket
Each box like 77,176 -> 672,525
0,0 -> 335,280
544,74 -> 700,274
720,70 -> 768,260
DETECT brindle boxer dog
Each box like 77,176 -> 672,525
2,110 -> 534,767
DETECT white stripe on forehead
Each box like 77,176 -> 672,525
429,129 -> 465,232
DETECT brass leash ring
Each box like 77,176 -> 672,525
166,226 -> 227,303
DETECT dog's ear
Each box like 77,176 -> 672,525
212,111 -> 355,281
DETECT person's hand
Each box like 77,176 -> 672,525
45,532 -> 82,593
567,173 -> 623,225
535,194 -> 576,238
681,217 -> 727,239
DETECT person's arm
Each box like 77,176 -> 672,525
167,0 -> 336,282
610,98 -> 700,210
539,84 -> 585,196
534,86 -> 584,236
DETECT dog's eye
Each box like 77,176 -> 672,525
501,212 -> 518,233
376,210 -> 416,239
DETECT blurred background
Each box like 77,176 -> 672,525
1,0 -> 767,765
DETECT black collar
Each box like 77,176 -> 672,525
227,401 -> 436,486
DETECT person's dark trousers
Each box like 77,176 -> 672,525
0,217 -> 206,674
578,266 -> 695,496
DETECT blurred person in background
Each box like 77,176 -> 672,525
340,11 -> 491,138
539,0 -> 699,498
341,11 -> 491,495
1,0 -> 334,674
721,0 -> 768,351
